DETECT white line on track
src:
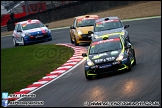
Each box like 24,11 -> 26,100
15,57 -> 86,101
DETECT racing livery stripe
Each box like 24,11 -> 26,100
96,19 -> 119,24
13,32 -> 19,38
92,38 -> 120,46
77,17 -> 99,22
6,44 -> 87,101
40,27 -> 46,33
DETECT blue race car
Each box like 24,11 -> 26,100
12,19 -> 52,46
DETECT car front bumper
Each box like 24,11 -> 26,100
24,33 -> 52,44
85,58 -> 130,75
76,34 -> 92,43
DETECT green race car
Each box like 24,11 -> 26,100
82,34 -> 136,80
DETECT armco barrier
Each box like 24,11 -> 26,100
7,1 -> 142,31
1,25 -> 8,32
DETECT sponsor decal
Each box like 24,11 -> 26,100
35,35 -> 43,38
22,23 -> 27,27
111,51 -> 118,55
95,57 -> 115,63
40,28 -> 46,33
91,65 -> 98,69
30,29 -> 35,32
34,20 -> 40,23
92,38 -> 120,46
112,61 -> 120,65
14,32 -> 19,38
96,19 -> 119,24
99,64 -> 112,69
92,53 -> 108,59
77,17 -> 99,22
25,20 -> 40,25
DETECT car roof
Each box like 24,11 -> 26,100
16,19 -> 40,25
95,16 -> 119,23
75,15 -> 99,19
92,34 -> 121,42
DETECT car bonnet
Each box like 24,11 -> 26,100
76,26 -> 94,34
88,49 -> 122,64
23,27 -> 48,34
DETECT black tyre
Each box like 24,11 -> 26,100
127,36 -> 130,43
12,37 -> 19,46
48,36 -> 52,41
22,37 -> 26,46
70,36 -> 74,44
127,57 -> 132,72
48,39 -> 52,41
74,37 -> 79,46
85,71 -> 93,80
133,50 -> 136,65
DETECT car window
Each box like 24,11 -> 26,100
14,24 -> 18,30
89,38 -> 122,54
73,18 -> 77,27
94,20 -> 123,32
17,24 -> 21,31
21,22 -> 44,30
76,18 -> 98,27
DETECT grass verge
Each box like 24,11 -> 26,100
1,44 -> 74,94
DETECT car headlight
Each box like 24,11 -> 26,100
25,32 -> 31,36
94,34 -> 99,38
116,52 -> 124,61
45,29 -> 49,33
77,30 -> 82,35
87,58 -> 94,66
121,30 -> 125,36
48,30 -> 51,33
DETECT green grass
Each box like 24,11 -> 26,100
1,44 -> 74,94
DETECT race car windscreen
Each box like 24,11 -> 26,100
94,20 -> 123,32
89,38 -> 122,55
21,22 -> 45,30
76,18 -> 98,27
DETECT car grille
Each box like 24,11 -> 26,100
95,62 -> 125,74
81,34 -> 91,39
95,61 -> 114,65
30,33 -> 49,40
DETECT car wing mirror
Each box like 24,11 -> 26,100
17,30 -> 22,32
82,53 -> 87,57
125,43 -> 131,49
124,24 -> 129,29
88,31 -> 93,34
70,26 -> 75,29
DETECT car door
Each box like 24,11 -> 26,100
70,18 -> 77,40
13,24 -> 18,41
15,24 -> 23,42
125,41 -> 134,62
